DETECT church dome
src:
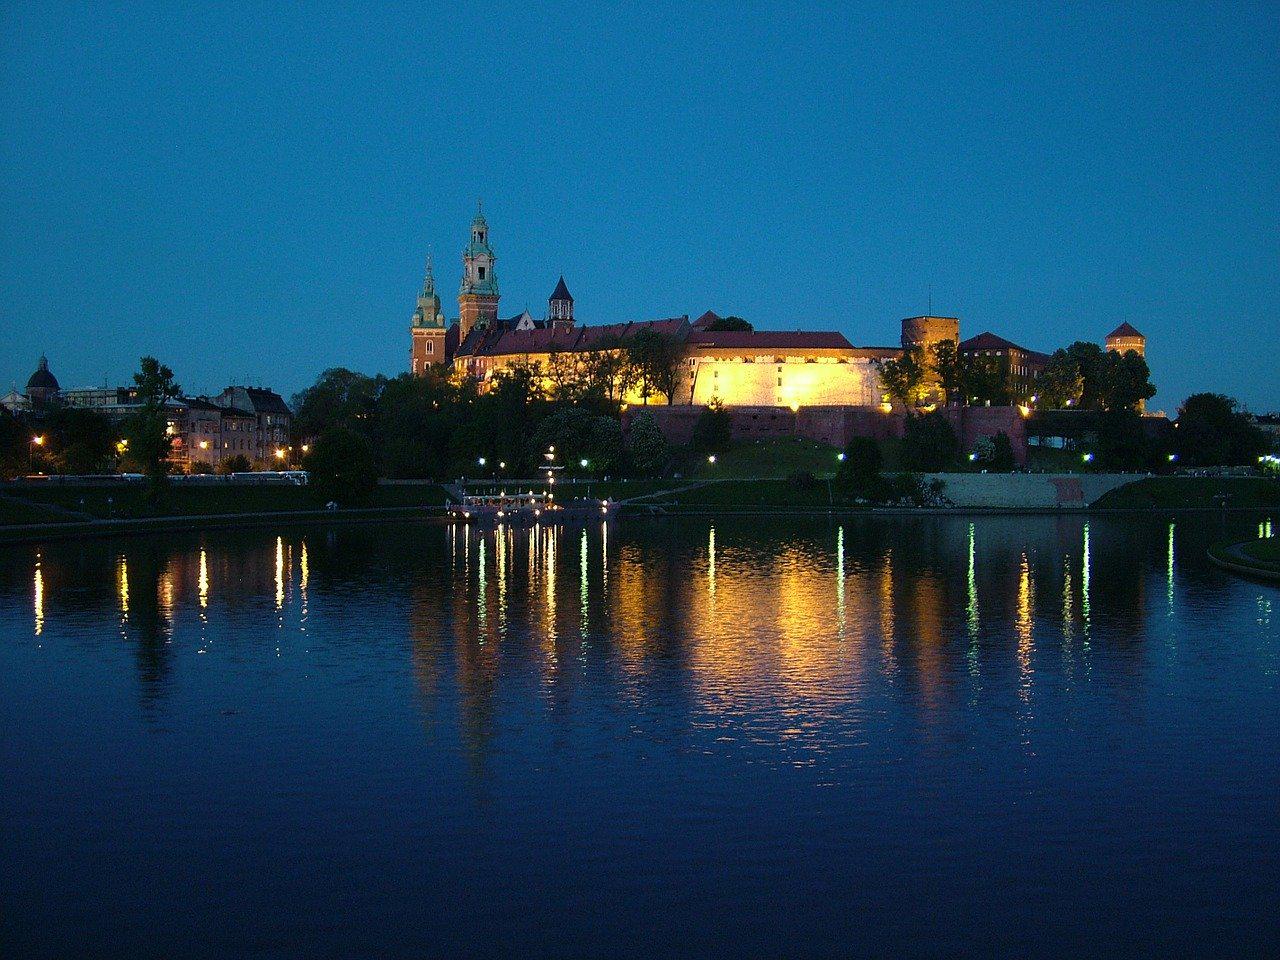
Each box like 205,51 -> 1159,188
26,355 -> 59,393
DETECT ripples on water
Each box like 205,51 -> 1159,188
2,514 -> 1278,958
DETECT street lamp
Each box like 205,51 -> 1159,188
837,452 -> 846,462
707,455 -> 717,465
580,458 -> 589,469
478,457 -> 487,467
1082,452 -> 1094,464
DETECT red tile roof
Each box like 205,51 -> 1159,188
1106,322 -> 1144,340
687,330 -> 855,350
959,332 -> 1050,364
456,317 -> 690,358
691,310 -> 720,330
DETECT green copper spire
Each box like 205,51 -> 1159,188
412,252 -> 444,329
461,199 -> 499,297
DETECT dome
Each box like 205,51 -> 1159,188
26,355 -> 59,393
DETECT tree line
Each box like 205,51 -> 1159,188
875,338 -> 1157,411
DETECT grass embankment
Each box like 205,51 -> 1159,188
1092,477 -> 1280,510
0,482 -> 449,525
644,478 -> 850,511
685,437 -> 843,480
1208,535 -> 1280,581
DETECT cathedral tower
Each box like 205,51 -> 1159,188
548,276 -> 574,330
458,202 -> 499,341
410,255 -> 446,375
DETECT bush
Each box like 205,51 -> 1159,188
305,427 -> 378,505
902,412 -> 959,472
627,413 -> 668,476
989,431 -> 1016,472
691,403 -> 733,454
189,461 -> 215,475
834,435 -> 885,496
887,473 -> 949,506
217,455 -> 251,475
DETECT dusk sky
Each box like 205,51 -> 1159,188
2,1 -> 1276,413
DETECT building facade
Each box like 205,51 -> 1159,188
408,209 -> 1154,417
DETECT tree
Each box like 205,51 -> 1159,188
1173,393 -> 1269,466
932,340 -> 965,406
1099,350 -> 1156,411
305,426 -> 378,504
874,346 -> 928,408
580,335 -> 635,407
1037,351 -> 1085,409
122,356 -> 181,482
705,315 -> 753,332
962,353 -> 1012,406
1095,407 -> 1149,470
529,408 -> 623,475
901,411 -> 959,472
45,407 -> 117,474
0,408 -> 27,479
626,412 -> 668,476
690,401 -> 732,454
627,329 -> 685,405
291,368 -> 384,439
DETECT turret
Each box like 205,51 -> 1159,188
548,276 -> 574,330
410,255 -> 447,375
458,201 -> 500,340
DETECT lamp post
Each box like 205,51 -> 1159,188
30,434 -> 44,472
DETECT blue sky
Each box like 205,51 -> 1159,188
1,1 -> 1276,412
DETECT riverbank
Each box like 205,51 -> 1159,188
1208,536 -> 1280,582
2,475 -> 1275,545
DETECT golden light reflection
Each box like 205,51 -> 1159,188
275,536 -> 285,611
580,528 -> 589,634
966,522 -> 979,680
707,526 -> 717,605
118,556 -> 129,616
497,526 -> 508,636
299,540 -> 309,631
543,526 -> 558,651
198,549 -> 209,610
879,550 -> 897,678
1016,553 -> 1034,702
33,556 -> 44,637
1081,522 -> 1092,643
477,535 -> 488,634
835,526 -> 844,639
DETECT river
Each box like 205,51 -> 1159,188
2,514 -> 1277,958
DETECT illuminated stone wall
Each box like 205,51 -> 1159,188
686,356 -> 880,407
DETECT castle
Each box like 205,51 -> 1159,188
410,207 -> 1146,415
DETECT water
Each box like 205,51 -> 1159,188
2,514 -> 1277,959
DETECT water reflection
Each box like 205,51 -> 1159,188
3,513 -> 1276,737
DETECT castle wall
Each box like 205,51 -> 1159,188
687,356 -> 880,407
624,403 -> 1029,465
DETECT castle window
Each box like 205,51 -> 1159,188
426,341 -> 434,354
478,267 -> 486,280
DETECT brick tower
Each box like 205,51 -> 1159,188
458,202 -> 499,342
410,255 -> 446,375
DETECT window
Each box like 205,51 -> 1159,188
426,341 -> 434,354
478,266 -> 486,280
